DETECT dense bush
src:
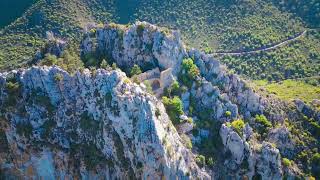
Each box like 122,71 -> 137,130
40,54 -> 58,66
136,24 -> 145,37
255,114 -> 272,127
206,157 -> 214,167
130,64 -> 142,77
230,119 -> 245,136
195,155 -> 206,167
162,96 -> 184,125
179,58 -> 200,87
40,50 -> 84,74
282,158 -> 292,167
255,114 -> 272,135
220,30 -> 320,82
164,80 -> 181,97
100,59 -> 109,69
225,111 -> 231,117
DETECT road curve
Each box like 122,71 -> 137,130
211,30 -> 307,56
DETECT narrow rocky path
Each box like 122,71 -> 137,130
211,30 -> 307,56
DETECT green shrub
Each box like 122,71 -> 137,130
206,157 -> 214,167
282,158 -> 292,167
112,63 -> 117,70
255,114 -> 272,134
6,81 -> 20,95
40,54 -> 58,66
162,96 -> 184,125
195,155 -> 206,167
143,80 -> 153,94
255,114 -> 272,127
164,80 -> 181,97
179,58 -> 200,87
309,176 -> 316,180
54,73 -> 63,82
100,59 -> 109,69
231,119 -> 245,136
225,111 -> 231,117
171,80 -> 180,96
187,117 -> 193,124
130,64 -> 142,77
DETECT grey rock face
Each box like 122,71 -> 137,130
188,49 -> 265,116
220,124 -> 245,165
220,124 -> 283,179
0,66 -> 208,179
294,99 -> 320,121
268,127 -> 295,159
256,142 -> 282,180
82,22 -> 186,75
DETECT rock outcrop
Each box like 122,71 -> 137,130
82,22 -> 186,75
0,66 -> 208,179
220,124 -> 283,179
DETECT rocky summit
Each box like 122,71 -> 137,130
0,22 -> 319,179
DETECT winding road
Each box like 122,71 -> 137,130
210,30 -> 307,56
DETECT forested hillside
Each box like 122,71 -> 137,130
270,0 -> 320,28
0,0 -> 37,28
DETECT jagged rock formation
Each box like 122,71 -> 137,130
220,124 -> 283,179
0,66 -> 208,179
82,22 -> 269,122
81,21 -> 291,179
82,22 -> 185,75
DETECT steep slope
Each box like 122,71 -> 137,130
0,66 -> 208,179
79,22 -> 320,179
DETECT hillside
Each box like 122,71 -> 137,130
0,0 -> 36,28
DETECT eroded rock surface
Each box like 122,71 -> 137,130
0,66 -> 208,179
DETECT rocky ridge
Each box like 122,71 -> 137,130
0,66 -> 208,179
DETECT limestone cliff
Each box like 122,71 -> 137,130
0,66 -> 208,179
